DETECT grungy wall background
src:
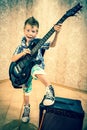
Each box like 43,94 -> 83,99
0,0 -> 87,91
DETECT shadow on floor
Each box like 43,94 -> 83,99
83,125 -> 87,130
2,120 -> 38,130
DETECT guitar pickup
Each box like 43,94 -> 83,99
14,64 -> 21,75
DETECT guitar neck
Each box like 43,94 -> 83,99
31,14 -> 67,56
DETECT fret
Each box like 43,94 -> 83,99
43,27 -> 54,42
56,14 -> 67,25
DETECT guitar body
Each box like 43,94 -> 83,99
9,3 -> 82,88
9,39 -> 40,88
9,57 -> 31,88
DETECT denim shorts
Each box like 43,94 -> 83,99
22,65 -> 45,95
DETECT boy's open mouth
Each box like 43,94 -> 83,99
27,36 -> 33,39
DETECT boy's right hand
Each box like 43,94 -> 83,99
23,48 -> 31,55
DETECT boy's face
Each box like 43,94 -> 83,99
24,24 -> 38,42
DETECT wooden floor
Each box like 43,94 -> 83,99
0,79 -> 87,130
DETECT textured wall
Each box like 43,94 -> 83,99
0,0 -> 87,91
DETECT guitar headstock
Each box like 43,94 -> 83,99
66,3 -> 82,18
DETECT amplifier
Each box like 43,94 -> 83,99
39,97 -> 84,130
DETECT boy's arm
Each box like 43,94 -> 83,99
11,52 -> 25,62
50,24 -> 62,47
11,49 -> 31,62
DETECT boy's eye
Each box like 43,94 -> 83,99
27,30 -> 30,32
32,30 -> 35,33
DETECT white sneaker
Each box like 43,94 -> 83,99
22,105 -> 30,123
43,85 -> 55,106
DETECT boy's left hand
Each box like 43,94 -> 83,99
54,24 -> 62,33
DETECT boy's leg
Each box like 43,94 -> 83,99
31,65 -> 55,106
35,74 -> 50,87
21,76 -> 32,123
23,94 -> 29,106
36,74 -> 55,106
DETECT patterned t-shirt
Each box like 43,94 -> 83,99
13,37 -> 50,69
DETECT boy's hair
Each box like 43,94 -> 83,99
24,16 -> 39,28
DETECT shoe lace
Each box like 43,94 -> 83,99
23,106 -> 30,116
46,88 -> 54,99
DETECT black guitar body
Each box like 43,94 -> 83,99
9,39 -> 41,88
9,3 -> 82,88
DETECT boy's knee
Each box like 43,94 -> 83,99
24,91 -> 31,96
22,85 -> 32,95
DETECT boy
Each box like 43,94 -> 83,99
11,16 -> 62,123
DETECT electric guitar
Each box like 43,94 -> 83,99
9,3 -> 82,88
